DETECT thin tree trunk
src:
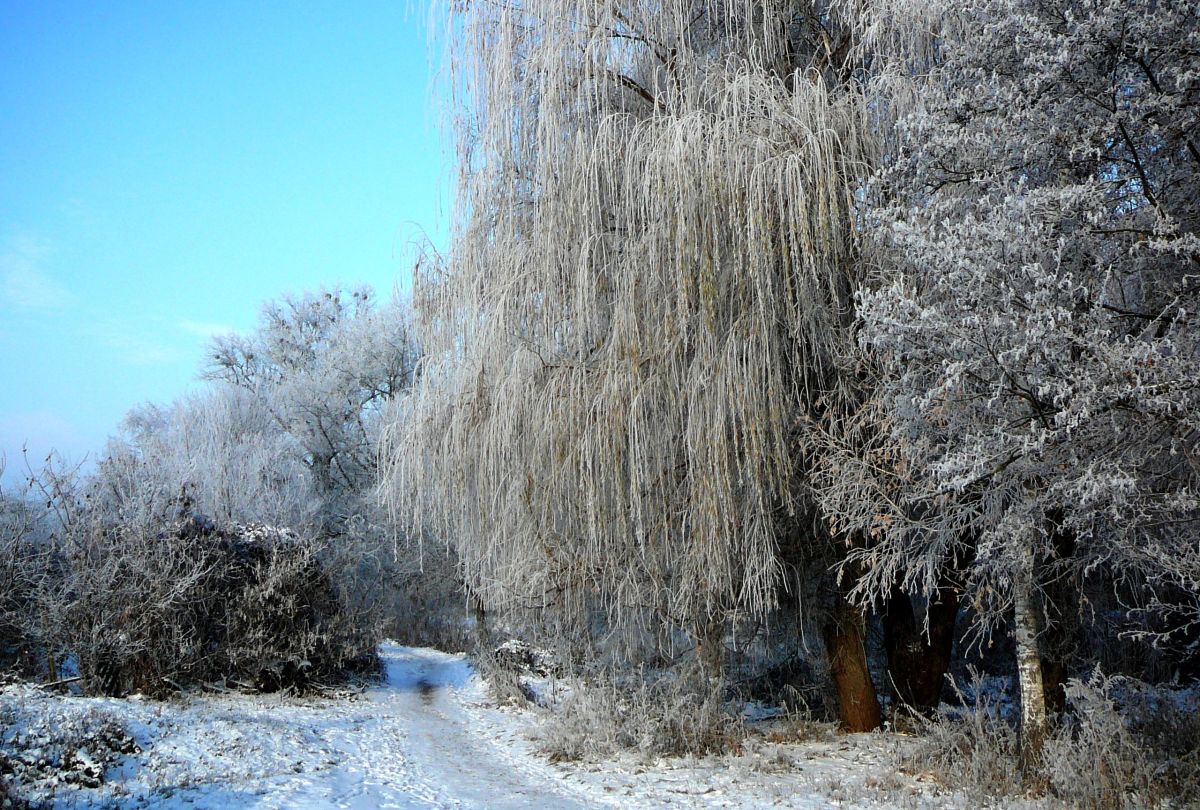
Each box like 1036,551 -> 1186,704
1014,543 -> 1047,772
823,596 -> 882,732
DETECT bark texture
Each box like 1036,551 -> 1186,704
823,598 -> 882,732
1038,513 -> 1078,715
882,585 -> 959,715
1014,545 -> 1048,770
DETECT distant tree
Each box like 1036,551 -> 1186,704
206,286 -> 419,530
101,386 -> 318,532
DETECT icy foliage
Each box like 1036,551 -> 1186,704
206,286 -> 419,530
910,669 -> 1200,808
814,0 -> 1200,649
536,673 -> 743,762
108,385 -> 319,534
0,467 -> 53,677
381,0 -> 877,678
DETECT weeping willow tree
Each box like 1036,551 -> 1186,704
383,1 -> 881,729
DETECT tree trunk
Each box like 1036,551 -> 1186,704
883,583 -> 959,716
693,613 -> 726,687
1038,511 -> 1078,716
467,586 -> 491,651
823,597 -> 882,732
1014,544 -> 1047,772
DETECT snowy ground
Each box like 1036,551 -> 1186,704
2,644 -> 964,809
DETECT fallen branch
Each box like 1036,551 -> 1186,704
39,675 -> 84,690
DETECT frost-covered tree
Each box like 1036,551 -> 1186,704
101,386 -> 319,532
206,286 -> 419,529
0,459 -> 55,675
815,0 -> 1199,756
381,1 -> 886,728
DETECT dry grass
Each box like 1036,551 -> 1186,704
904,670 -> 1200,809
535,671 -> 744,762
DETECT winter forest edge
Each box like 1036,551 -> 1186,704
3,1 -> 1199,808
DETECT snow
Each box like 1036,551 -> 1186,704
2,644 -> 959,808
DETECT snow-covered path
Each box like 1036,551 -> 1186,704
275,645 -> 593,809
4,644 -> 955,808
135,644 -> 597,809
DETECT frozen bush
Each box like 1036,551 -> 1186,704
9,382 -> 387,696
909,669 -> 1200,808
57,514 -> 379,696
1044,672 -> 1200,810
906,672 -> 1024,798
215,522 -> 382,691
472,644 -> 540,708
492,639 -> 563,679
0,458 -> 71,684
0,490 -> 48,678
536,672 -> 744,762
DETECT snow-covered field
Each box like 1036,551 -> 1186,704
2,644 -> 963,809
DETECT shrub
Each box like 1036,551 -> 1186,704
905,672 -> 1024,798
907,669 -> 1200,809
0,476 -> 56,681
57,515 -> 379,696
1043,672 -> 1200,809
536,671 -> 744,762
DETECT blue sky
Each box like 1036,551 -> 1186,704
0,1 -> 448,482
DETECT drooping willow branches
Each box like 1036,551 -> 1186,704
382,1 -> 875,653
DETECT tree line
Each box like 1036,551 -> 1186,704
1,0 -> 1195,799
379,0 -> 1199,772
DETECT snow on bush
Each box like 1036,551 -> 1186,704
1044,672 -> 1200,809
492,639 -> 564,680
909,669 -> 1200,808
536,672 -> 743,763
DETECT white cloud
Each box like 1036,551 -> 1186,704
178,319 -> 236,339
0,233 -> 73,311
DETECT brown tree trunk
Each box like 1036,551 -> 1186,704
467,586 -> 491,651
823,597 -> 882,732
882,535 -> 972,717
882,583 -> 959,716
